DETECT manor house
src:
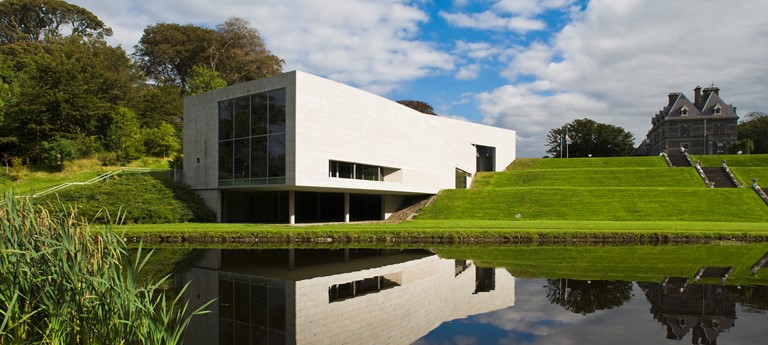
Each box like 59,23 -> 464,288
637,86 -> 738,155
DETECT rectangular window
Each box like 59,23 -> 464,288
234,96 -> 250,138
268,89 -> 287,134
250,136 -> 268,179
219,140 -> 234,180
329,160 -> 396,182
218,100 -> 233,140
250,94 -> 268,136
234,139 -> 250,179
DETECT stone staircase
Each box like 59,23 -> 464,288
701,167 -> 738,188
667,154 -> 690,167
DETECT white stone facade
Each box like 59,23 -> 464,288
183,71 -> 516,222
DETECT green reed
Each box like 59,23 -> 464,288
0,194 -> 210,344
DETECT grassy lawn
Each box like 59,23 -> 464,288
690,154 -> 768,167
419,187 -> 768,222
473,167 -> 704,188
731,167 -> 768,186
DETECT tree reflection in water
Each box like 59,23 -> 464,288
545,279 -> 634,315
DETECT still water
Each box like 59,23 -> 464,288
158,246 -> 768,344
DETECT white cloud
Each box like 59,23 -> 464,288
440,10 -> 545,33
478,0 -> 768,157
493,0 -> 576,16
456,63 -> 481,80
69,0 -> 454,94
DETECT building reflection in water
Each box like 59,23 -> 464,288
178,249 -> 516,345
639,279 -> 737,344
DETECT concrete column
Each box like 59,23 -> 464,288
344,193 -> 350,223
288,248 -> 295,270
289,190 -> 296,225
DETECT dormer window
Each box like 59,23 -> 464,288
681,106 -> 689,116
714,104 -> 722,115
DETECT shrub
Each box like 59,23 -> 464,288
40,138 -> 78,167
37,174 -> 194,224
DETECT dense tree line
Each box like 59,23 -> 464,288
0,0 -> 283,169
734,111 -> 768,154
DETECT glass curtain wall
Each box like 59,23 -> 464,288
219,89 -> 287,186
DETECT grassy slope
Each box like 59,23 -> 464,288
420,154 -> 768,223
473,168 -> 704,188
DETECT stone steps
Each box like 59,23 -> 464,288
701,167 -> 737,188
667,154 -> 690,167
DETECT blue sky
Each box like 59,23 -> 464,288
70,0 -> 768,157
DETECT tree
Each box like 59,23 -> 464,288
186,65 -> 226,95
105,106 -> 143,164
738,112 -> 768,154
0,0 -> 111,44
397,100 -> 437,115
134,18 -> 283,89
207,17 -> 283,84
142,122 -> 180,157
0,36 -> 140,160
727,138 -> 754,154
39,137 -> 77,167
546,118 -> 634,158
133,23 -> 216,88
0,54 -> 15,122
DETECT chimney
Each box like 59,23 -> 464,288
667,92 -> 680,107
694,86 -> 702,108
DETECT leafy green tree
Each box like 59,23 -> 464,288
738,112 -> 768,154
143,122 -> 180,157
546,118 -> 635,158
186,65 -> 226,95
134,18 -> 283,89
0,54 -> 15,123
133,23 -> 216,88
727,138 -> 754,154
40,137 -> 77,167
208,17 -> 283,84
134,83 -> 183,134
106,106 -> 144,164
397,100 -> 437,115
0,0 -> 111,44
0,35 -> 140,160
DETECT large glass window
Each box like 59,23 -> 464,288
219,100 -> 233,140
234,97 -> 250,138
268,90 -> 286,134
218,88 -> 287,185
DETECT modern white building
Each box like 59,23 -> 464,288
184,71 -> 516,223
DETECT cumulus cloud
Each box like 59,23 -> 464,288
69,0 -> 454,94
479,0 -> 768,157
440,11 -> 546,33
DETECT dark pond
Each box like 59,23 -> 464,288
153,246 -> 768,344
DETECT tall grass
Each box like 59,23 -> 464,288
0,194 -> 210,344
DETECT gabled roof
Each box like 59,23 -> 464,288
699,91 -> 737,117
664,94 -> 701,119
